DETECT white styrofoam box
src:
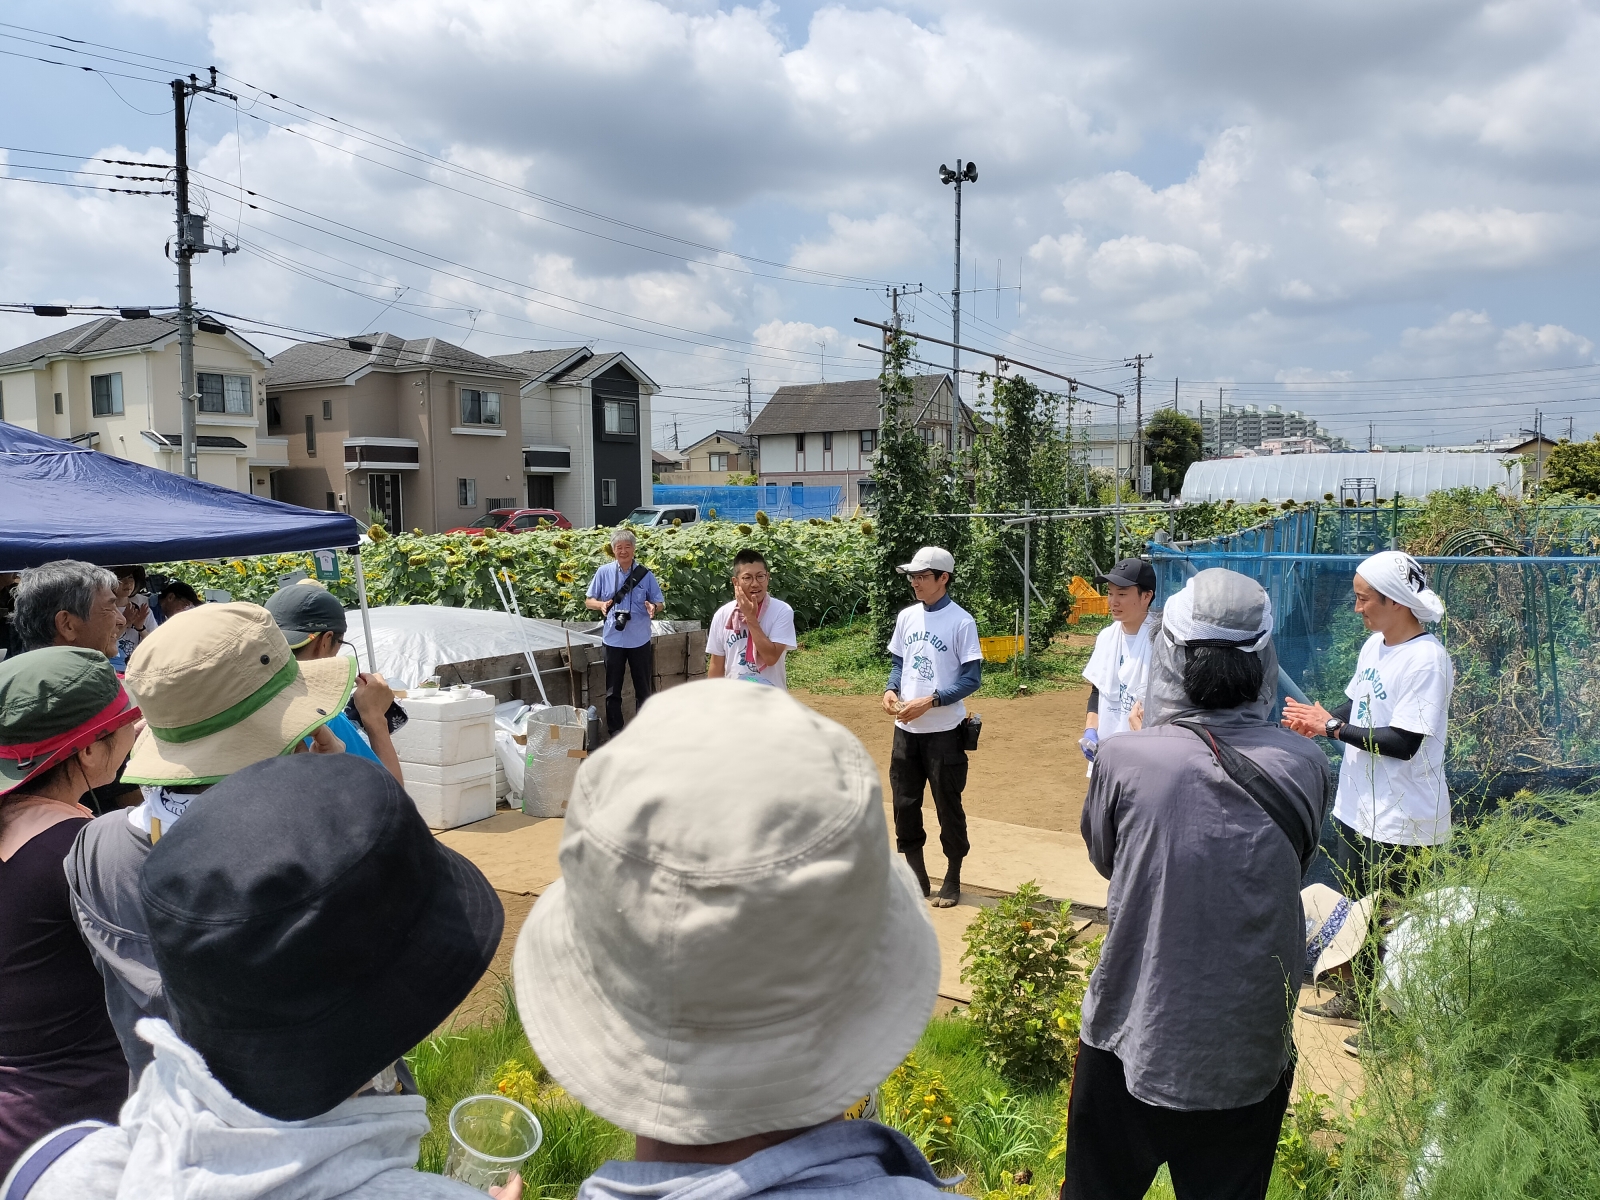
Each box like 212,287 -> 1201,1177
392,689 -> 496,767
402,757 -> 496,830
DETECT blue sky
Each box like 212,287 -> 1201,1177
3,0 -> 1599,451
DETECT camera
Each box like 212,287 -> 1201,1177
612,608 -> 630,631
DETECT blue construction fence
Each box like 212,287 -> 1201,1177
653,484 -> 845,523
1148,506 -> 1600,808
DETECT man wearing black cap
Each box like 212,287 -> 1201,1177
264,583 -> 404,783
6,755 -> 514,1199
1079,558 -> 1157,771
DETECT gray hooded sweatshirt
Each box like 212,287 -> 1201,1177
575,1122 -> 951,1200
1080,569 -> 1331,1112
3,1020 -> 482,1200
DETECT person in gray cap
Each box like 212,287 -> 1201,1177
1064,569 -> 1331,1200
263,583 -> 403,783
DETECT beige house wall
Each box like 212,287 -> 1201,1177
269,368 -> 524,532
0,330 -> 267,494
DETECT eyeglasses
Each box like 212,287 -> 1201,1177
907,571 -> 936,583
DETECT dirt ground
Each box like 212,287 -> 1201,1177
796,685 -> 1093,833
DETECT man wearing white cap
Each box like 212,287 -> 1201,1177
881,546 -> 982,908
511,681 -> 949,1200
1282,550 -> 1455,1032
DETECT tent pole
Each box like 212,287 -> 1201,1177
351,546 -> 376,673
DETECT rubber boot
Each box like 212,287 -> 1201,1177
931,857 -> 963,908
903,847 -> 931,898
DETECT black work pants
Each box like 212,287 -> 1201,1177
603,642 -> 654,735
889,724 -> 970,861
1062,1042 -> 1291,1200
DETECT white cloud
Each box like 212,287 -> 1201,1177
5,0 -> 1600,449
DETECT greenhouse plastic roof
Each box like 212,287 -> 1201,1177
1180,452 -> 1523,503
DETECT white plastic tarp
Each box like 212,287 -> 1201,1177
1180,452 -> 1522,503
340,604 -> 602,690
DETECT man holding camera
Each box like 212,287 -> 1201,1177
586,528 -> 665,737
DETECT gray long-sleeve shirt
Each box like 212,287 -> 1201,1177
1079,722 -> 1331,1110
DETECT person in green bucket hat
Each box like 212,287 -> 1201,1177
0,647 -> 142,1179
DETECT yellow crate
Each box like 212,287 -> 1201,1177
979,635 -> 1024,662
1067,576 -> 1109,625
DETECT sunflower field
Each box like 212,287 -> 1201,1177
153,514 -> 876,630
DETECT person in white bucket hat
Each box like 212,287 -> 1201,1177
512,679 -> 949,1199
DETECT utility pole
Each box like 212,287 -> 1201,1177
1536,409 -> 1543,489
1369,422 -> 1375,452
672,418 -> 679,452
1218,387 -> 1224,459
1172,377 -> 1178,410
938,160 -> 978,397
1127,353 -> 1151,493
741,371 -> 752,431
171,69 -> 237,479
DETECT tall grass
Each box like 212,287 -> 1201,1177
406,982 -> 632,1197
1334,792 -> 1600,1199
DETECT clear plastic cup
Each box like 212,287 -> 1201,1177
444,1094 -> 542,1189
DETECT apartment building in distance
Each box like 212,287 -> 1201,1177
0,314 -> 277,493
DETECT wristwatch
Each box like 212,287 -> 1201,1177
931,693 -> 942,707
1324,717 -> 1344,739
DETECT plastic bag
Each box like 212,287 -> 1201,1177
523,704 -> 586,818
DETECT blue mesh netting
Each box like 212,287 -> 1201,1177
1149,507 -> 1600,811
652,484 -> 844,523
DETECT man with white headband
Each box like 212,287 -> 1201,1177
1066,569 -> 1331,1198
1281,550 -> 1455,1038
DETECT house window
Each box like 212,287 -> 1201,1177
600,478 -> 618,507
822,431 -> 833,472
795,433 -> 806,472
709,452 -> 728,472
91,372 -> 124,416
766,483 -> 778,505
460,389 -> 501,426
198,373 -> 252,415
603,400 -> 637,436
267,396 -> 282,432
322,398 -> 332,421
860,428 -> 877,453
326,492 -> 337,511
54,392 -> 62,415
305,415 -> 317,457
458,478 -> 477,508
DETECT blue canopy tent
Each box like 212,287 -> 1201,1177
0,420 -> 377,664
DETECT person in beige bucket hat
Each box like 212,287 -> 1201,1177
513,679 -> 950,1199
62,602 -> 358,1082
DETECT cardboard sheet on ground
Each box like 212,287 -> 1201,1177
435,811 -> 566,895
340,605 -> 603,689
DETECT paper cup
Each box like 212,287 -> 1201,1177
445,1094 -> 543,1188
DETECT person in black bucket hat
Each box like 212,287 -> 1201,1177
4,754 -> 516,1200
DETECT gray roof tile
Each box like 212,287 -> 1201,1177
0,316 -> 181,368
491,347 -> 591,382
265,331 -> 523,388
746,374 -> 950,436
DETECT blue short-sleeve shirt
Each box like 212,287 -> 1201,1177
586,560 -> 664,648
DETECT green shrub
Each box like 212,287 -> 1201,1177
960,882 -> 1097,1088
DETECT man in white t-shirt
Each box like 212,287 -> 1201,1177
706,548 -> 797,688
1078,558 -> 1156,774
882,546 -> 983,909
1282,550 -> 1455,1039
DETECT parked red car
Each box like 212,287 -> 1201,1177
446,507 -> 572,534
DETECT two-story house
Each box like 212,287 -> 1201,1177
672,429 -> 757,484
492,347 -> 657,527
746,374 -> 974,504
264,333 -> 527,531
0,315 -> 278,493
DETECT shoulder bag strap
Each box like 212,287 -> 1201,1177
610,562 -> 649,604
2,1122 -> 106,1200
1172,720 -> 1318,873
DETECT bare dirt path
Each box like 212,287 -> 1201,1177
796,686 -> 1092,833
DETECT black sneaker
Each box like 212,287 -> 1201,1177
1342,1029 -> 1373,1059
1300,990 -> 1360,1027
